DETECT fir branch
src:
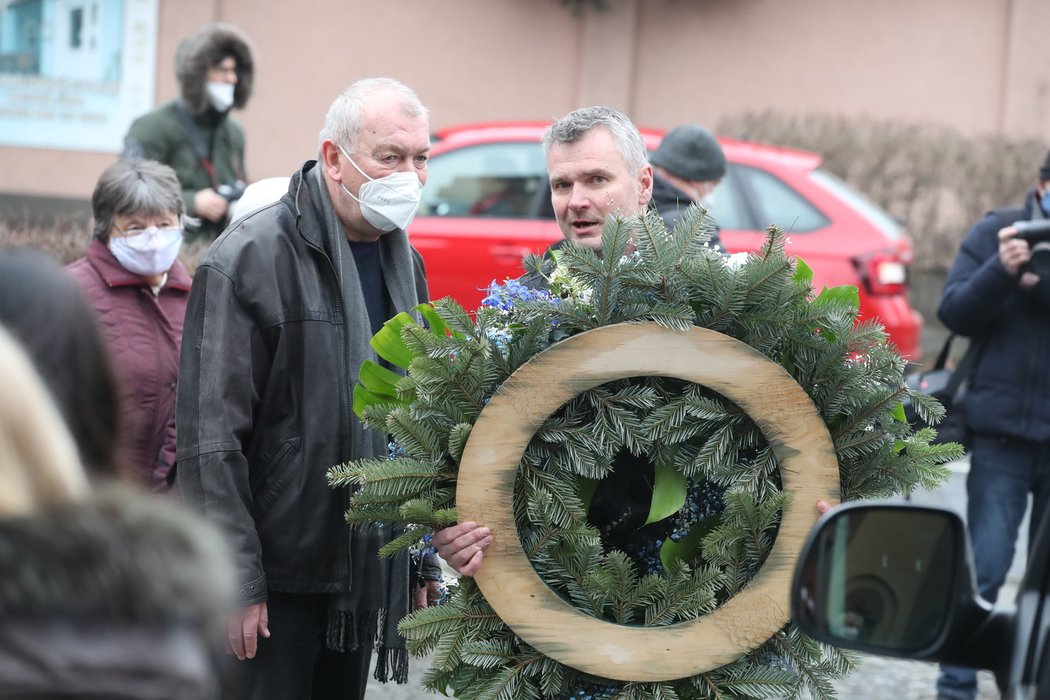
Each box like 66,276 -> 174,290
342,504 -> 402,525
695,663 -> 797,699
346,458 -> 446,500
448,422 -> 473,463
377,526 -> 430,557
459,639 -> 516,669
386,409 -> 444,460
474,658 -> 542,700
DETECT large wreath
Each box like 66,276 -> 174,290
328,207 -> 961,699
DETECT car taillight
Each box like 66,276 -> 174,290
854,251 -> 907,296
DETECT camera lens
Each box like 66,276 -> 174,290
1029,243 -> 1050,277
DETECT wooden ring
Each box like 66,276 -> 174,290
456,323 -> 839,682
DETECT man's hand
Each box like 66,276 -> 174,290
226,601 -> 270,661
195,188 -> 229,223
432,522 -> 493,577
999,225 -> 1031,277
412,580 -> 444,611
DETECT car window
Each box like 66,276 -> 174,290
421,142 -> 547,218
810,168 -> 904,240
736,164 -> 830,233
703,167 -> 750,231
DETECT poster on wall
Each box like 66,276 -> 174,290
0,0 -> 157,153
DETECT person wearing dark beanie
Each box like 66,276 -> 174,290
1039,150 -> 1050,182
648,124 -> 726,251
935,149 -> 1050,700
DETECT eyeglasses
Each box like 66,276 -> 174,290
111,223 -> 182,238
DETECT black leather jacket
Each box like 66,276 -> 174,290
175,161 -> 429,604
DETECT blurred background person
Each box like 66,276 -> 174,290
65,159 -> 191,491
0,247 -> 123,481
228,176 -> 291,223
124,23 -> 255,240
0,325 -> 234,699
934,150 -> 1050,700
649,124 -> 726,251
0,325 -> 89,515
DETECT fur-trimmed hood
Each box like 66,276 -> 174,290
0,485 -> 233,628
175,22 -> 254,115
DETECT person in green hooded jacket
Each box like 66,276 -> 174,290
124,23 -> 254,241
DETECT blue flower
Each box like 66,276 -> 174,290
480,278 -> 556,311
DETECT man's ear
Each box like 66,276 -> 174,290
637,164 -> 654,206
320,140 -> 343,183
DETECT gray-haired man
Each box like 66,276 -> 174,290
175,77 -> 440,700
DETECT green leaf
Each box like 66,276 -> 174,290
370,311 -> 419,369
352,385 -> 385,419
890,401 -> 907,423
358,360 -> 401,398
812,284 -> 860,312
793,257 -> 814,283
660,514 -> 721,571
415,302 -> 455,339
644,462 -> 687,526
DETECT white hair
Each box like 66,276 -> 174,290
318,77 -> 429,151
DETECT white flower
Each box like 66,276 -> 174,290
726,252 -> 749,270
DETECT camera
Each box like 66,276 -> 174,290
216,180 -> 247,202
1012,219 -> 1050,277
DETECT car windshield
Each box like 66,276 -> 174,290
421,142 -> 548,218
809,169 -> 904,240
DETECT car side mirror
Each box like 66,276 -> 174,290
791,502 -> 1004,669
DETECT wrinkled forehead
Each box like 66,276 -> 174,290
358,100 -> 430,151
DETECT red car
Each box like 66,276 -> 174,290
409,122 -> 922,360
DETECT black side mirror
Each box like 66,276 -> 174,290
791,502 -> 1008,673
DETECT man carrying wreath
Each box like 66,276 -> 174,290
434,106 -> 834,576
434,105 -> 658,574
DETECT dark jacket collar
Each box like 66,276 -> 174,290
651,173 -> 694,207
289,160 -> 329,253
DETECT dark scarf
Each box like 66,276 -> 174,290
308,163 -> 419,683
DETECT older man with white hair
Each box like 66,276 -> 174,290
175,77 -> 441,699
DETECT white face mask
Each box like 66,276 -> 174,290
108,226 -> 183,277
338,145 -> 422,232
697,181 -> 719,208
206,81 -> 235,113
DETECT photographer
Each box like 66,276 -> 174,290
124,23 -> 254,241
934,151 -> 1050,700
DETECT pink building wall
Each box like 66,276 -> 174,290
2,0 -> 1048,204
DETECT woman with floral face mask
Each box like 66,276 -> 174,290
66,159 -> 191,492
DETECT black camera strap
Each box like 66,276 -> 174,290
173,101 -> 244,188
934,334 -> 984,400
173,101 -> 220,189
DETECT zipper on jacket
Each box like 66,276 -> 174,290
295,172 -> 354,585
